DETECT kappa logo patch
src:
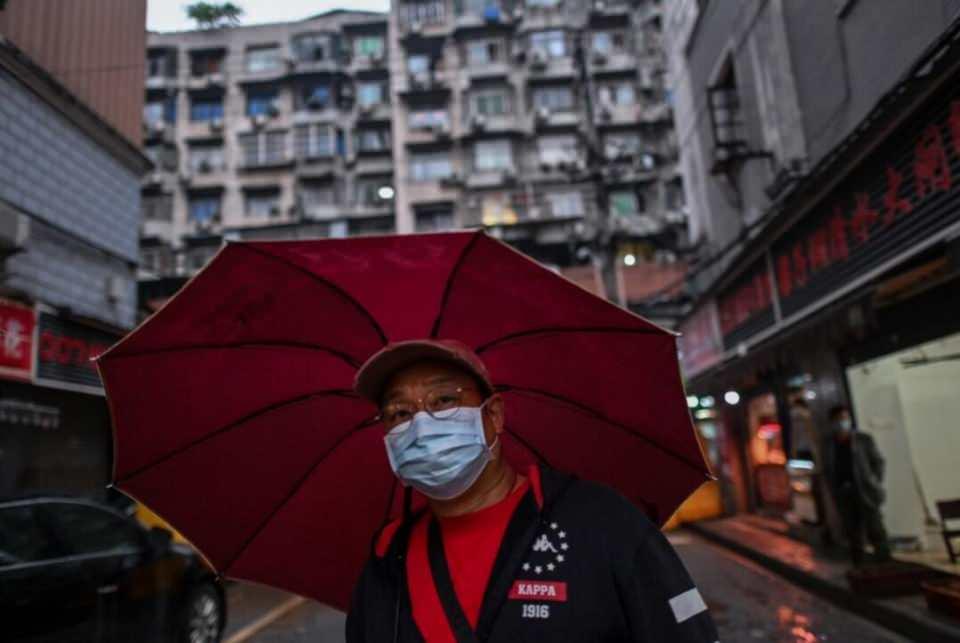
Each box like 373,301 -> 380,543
508,580 -> 568,602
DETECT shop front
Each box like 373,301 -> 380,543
0,300 -> 120,500
679,40 -> 960,552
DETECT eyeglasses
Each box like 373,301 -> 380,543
379,386 -> 481,430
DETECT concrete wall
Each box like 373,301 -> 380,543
668,0 -> 960,277
0,68 -> 139,328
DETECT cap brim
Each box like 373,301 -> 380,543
353,341 -> 492,403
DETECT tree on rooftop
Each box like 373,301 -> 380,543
186,2 -> 244,29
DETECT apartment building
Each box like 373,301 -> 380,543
140,10 -> 393,276
389,0 -> 686,271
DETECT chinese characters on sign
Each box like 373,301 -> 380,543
678,301 -> 723,378
36,313 -> 116,390
773,98 -> 960,315
0,299 -> 36,381
717,261 -> 775,346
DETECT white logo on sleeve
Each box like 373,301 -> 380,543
669,588 -> 707,623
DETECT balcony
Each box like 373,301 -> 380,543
300,203 -> 341,220
405,181 -> 461,205
355,102 -> 393,123
182,117 -> 227,140
464,114 -> 522,137
515,4 -> 566,32
349,53 -> 389,74
180,163 -> 228,190
399,71 -> 452,98
526,53 -> 576,80
453,6 -> 514,33
637,102 -> 673,125
465,62 -> 512,82
405,124 -> 454,145
145,74 -> 178,91
589,0 -> 632,21
400,16 -> 451,40
142,121 -> 176,145
589,51 -> 637,75
355,155 -> 394,175
595,103 -> 641,127
286,57 -> 341,76
532,107 -> 580,130
295,154 -> 339,178
465,169 -> 515,189
186,72 -> 226,91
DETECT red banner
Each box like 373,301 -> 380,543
0,299 -> 36,381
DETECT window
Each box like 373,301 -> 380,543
402,0 -> 446,26
355,128 -> 391,153
610,190 -> 640,217
142,193 -> 174,221
707,57 -> 748,172
474,140 -> 512,171
357,82 -> 385,107
299,83 -> 331,110
526,0 -> 561,6
292,33 -> 331,62
530,30 -> 566,58
461,0 -> 501,18
537,135 -> 578,164
410,153 -> 453,181
188,193 -> 221,223
247,88 -> 279,117
356,178 -> 389,205
416,208 -> 454,232
532,86 -> 574,111
466,40 -> 501,66
0,505 -> 59,565
592,31 -> 626,55
300,180 -> 338,208
547,190 -> 585,218
473,88 -> 511,117
604,132 -> 641,159
409,108 -> 449,131
44,503 -> 141,556
147,50 -> 175,78
295,124 -> 336,159
144,96 -> 176,126
407,54 -> 431,75
354,35 -> 385,59
145,144 -> 178,170
190,50 -> 224,76
245,188 -> 282,218
246,45 -> 282,72
239,131 -> 288,166
188,142 -> 224,172
189,93 -> 224,122
598,82 -> 636,106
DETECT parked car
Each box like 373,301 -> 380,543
0,495 -> 225,642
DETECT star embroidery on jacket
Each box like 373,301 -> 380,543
547,563 -> 555,571
521,522 -> 569,576
523,563 -> 530,571
535,566 -> 543,574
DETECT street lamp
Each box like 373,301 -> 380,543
377,185 -> 395,201
724,390 -> 740,405
623,253 -> 637,266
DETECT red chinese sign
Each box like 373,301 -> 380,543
678,301 -> 723,378
0,299 -> 36,381
718,262 -> 774,342
773,98 -> 960,314
35,313 -> 117,390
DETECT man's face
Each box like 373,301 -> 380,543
380,360 -> 503,448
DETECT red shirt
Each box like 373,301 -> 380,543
376,467 -> 542,642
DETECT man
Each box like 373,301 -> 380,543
821,404 -> 892,565
346,339 -> 718,643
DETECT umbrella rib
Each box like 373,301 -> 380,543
475,326 -> 663,354
116,390 -> 361,484
222,415 -> 380,576
503,424 -> 553,468
429,231 -> 482,339
496,384 -> 709,476
106,342 -> 361,368
239,243 -> 389,346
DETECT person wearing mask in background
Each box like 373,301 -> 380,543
345,339 -> 719,643
822,404 -> 892,565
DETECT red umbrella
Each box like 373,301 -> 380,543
97,231 -> 710,611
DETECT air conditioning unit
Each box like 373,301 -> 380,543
267,101 -> 281,117
539,160 -> 554,173
252,114 -> 269,128
179,170 -> 193,183
574,159 -> 587,173
284,56 -> 297,70
436,122 -> 452,139
209,117 -> 224,132
105,275 -> 126,304
535,106 -> 551,124
599,107 -> 613,122
371,51 -> 386,66
529,49 -> 548,70
513,7 -> 524,20
307,96 -> 326,110
358,102 -> 375,116
593,0 -> 607,11
206,73 -> 224,87
513,48 -> 527,63
471,114 -> 487,131
592,51 -> 608,65
412,72 -> 431,89
408,20 -> 424,35
151,121 -> 167,134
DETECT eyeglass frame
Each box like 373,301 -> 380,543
376,385 -> 487,427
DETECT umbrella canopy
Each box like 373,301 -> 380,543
98,231 -> 710,611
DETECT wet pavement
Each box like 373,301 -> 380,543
227,531 -> 907,642
670,532 -> 909,642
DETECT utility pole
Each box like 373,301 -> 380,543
573,30 -> 620,304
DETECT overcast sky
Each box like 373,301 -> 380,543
148,0 -> 389,32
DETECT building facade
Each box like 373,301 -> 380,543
141,1 -> 689,322
0,7 -> 150,498
388,0 -> 686,280
141,10 -> 394,277
668,0 -> 960,562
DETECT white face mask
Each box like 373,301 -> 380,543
837,418 -> 853,433
383,404 -> 497,500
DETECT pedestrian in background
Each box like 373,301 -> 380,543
821,404 -> 892,565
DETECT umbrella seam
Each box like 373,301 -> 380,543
503,424 -> 553,467
221,415 -> 381,576
115,390 -> 363,484
495,385 -> 709,475
104,342 -> 362,368
429,231 -> 483,339
475,326 -> 664,354
238,243 -> 389,346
